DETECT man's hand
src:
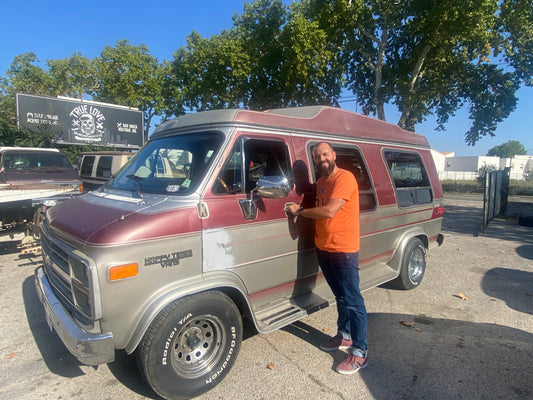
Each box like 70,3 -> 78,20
285,203 -> 302,216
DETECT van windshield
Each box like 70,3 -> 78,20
104,132 -> 223,195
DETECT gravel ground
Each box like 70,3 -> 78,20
0,195 -> 531,400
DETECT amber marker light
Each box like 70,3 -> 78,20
109,263 -> 138,281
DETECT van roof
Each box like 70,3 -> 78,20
152,106 -> 429,147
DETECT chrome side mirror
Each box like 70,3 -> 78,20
255,176 -> 293,199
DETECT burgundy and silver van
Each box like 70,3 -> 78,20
35,106 -> 444,399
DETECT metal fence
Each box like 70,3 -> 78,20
483,168 -> 510,234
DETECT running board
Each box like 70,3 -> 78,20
254,286 -> 335,333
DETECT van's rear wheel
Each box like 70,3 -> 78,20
136,291 -> 242,400
394,237 -> 426,290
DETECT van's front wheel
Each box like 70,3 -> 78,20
136,291 -> 242,400
394,237 -> 427,290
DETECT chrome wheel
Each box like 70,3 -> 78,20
408,245 -> 426,283
171,315 -> 224,378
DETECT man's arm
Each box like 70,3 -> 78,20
287,198 -> 345,219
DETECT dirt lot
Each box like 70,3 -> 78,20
0,196 -> 532,400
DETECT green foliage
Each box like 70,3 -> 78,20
487,139 -> 527,157
170,0 -> 343,111
440,179 -> 484,193
477,164 -> 498,183
302,0 -> 530,145
440,178 -> 533,195
95,40 -> 168,140
0,0 -> 532,148
508,179 -> 533,194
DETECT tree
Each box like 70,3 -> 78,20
47,52 -> 98,98
487,140 -> 527,157
170,0 -> 343,111
95,40 -> 168,140
299,0 -> 532,145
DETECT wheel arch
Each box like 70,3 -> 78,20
388,227 -> 429,276
124,271 -> 253,354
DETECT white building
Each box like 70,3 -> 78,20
430,151 -> 533,181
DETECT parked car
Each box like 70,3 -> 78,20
0,147 -> 82,236
77,151 -> 133,191
35,106 -> 444,399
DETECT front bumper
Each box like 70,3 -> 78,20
34,266 -> 115,365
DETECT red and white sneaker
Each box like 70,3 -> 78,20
336,354 -> 368,375
319,333 -> 353,352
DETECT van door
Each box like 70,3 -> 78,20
201,136 -> 319,312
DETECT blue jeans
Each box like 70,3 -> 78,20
316,248 -> 368,357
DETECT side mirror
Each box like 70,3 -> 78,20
255,176 -> 293,199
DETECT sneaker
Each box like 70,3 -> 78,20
320,333 -> 353,352
336,354 -> 368,375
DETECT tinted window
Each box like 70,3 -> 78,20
384,150 -> 432,207
80,156 -> 95,177
4,151 -> 72,170
96,156 -> 113,178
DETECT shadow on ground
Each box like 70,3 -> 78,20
285,313 -> 532,400
482,268 -> 533,315
443,203 -> 533,245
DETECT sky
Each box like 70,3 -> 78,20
2,0 -> 532,156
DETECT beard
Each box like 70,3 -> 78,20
318,159 -> 336,176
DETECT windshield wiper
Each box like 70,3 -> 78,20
126,174 -> 144,198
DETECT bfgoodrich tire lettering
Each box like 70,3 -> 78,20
393,237 -> 427,290
136,291 -> 242,400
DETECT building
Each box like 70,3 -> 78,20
431,151 -> 533,181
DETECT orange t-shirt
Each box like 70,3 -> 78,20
314,168 -> 359,253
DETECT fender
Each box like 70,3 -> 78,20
387,226 -> 428,275
124,270 -> 252,354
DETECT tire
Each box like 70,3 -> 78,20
393,237 -> 427,290
136,291 -> 242,400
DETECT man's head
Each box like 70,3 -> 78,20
313,142 -> 337,177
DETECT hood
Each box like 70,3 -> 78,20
46,193 -> 201,246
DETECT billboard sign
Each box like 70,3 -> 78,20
16,93 -> 144,148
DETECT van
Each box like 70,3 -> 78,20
35,106 -> 444,399
77,151 -> 133,191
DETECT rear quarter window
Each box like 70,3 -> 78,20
384,150 -> 433,207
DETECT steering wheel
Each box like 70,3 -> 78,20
217,176 -> 230,193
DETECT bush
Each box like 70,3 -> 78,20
440,179 -> 533,196
440,180 -> 484,193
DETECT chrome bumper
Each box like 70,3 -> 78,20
34,266 -> 115,365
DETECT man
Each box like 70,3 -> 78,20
287,142 -> 368,374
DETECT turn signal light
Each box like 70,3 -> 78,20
109,263 -> 138,281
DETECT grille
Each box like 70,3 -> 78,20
41,226 -> 94,325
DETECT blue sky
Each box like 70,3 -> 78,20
2,0 -> 532,156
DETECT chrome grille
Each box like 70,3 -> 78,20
40,226 -> 94,325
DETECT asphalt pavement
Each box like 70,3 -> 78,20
0,195 -> 532,400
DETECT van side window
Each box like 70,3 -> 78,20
214,138 -> 291,195
96,156 -> 113,178
384,150 -> 433,207
331,146 -> 377,212
80,156 -> 95,177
